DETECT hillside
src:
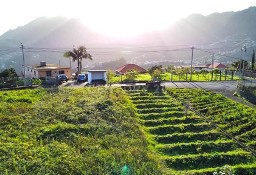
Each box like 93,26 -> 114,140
0,86 -> 256,174
1,7 -> 256,71
0,88 -> 165,174
127,89 -> 256,174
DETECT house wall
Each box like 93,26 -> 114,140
38,68 -> 71,79
24,64 -> 71,79
24,66 -> 38,78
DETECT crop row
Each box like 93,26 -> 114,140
156,140 -> 236,155
142,115 -> 202,127
128,89 -> 256,174
166,88 -> 256,150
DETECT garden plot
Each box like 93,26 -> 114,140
128,90 -> 256,175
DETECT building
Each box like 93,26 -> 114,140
87,70 -> 107,84
116,64 -> 147,75
193,65 -> 208,72
207,63 -> 227,70
23,61 -> 71,79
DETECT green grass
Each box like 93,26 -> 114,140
0,87 -> 165,174
166,88 -> 256,149
110,72 -> 240,83
163,72 -> 240,81
127,90 -> 256,175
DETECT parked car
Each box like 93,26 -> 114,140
91,79 -> 106,86
56,74 -> 68,84
77,74 -> 87,82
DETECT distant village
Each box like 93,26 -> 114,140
21,60 -> 230,84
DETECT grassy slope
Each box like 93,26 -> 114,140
0,87 -> 165,174
127,89 -> 256,175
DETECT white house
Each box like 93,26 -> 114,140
87,70 -> 107,84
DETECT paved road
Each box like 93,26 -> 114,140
60,80 -> 88,88
163,81 -> 238,92
61,80 -> 239,92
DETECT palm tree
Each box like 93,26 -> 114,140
64,46 -> 92,75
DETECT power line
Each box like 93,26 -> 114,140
195,47 -> 241,60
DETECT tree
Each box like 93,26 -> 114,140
252,49 -> 255,71
200,70 -> 209,79
148,65 -> 162,75
125,69 -> 138,82
64,46 -> 92,75
148,65 -> 163,81
151,69 -> 162,81
232,60 -> 248,70
231,61 -> 240,69
106,70 -> 115,85
0,68 -> 18,78
166,65 -> 175,73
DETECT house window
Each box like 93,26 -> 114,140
59,70 -> 65,74
34,71 -> 36,76
31,69 -> 32,72
46,71 -> 52,77
27,68 -> 29,71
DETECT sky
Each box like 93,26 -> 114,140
0,0 -> 256,37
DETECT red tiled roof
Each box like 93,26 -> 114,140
208,63 -> 227,69
116,64 -> 147,74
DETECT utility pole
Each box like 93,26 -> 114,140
240,48 -> 243,74
20,43 -> 26,86
243,46 -> 246,74
211,53 -> 214,80
240,45 -> 246,78
190,46 -> 194,81
211,53 -> 214,69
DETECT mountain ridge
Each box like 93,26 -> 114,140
1,6 -> 256,71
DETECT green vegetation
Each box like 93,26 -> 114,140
166,88 -> 256,151
3,87 -> 255,174
109,72 -> 239,83
0,87 -> 164,174
127,89 -> 256,175
63,46 -> 92,74
0,68 -> 42,88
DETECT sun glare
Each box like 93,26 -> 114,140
1,0 -> 254,37
77,0 -> 179,38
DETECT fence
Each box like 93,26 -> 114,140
237,77 -> 256,104
170,70 -> 237,81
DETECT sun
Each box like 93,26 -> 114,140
77,0 -> 180,38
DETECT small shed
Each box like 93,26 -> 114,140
88,70 -> 107,84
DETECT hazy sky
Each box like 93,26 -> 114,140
0,0 -> 255,37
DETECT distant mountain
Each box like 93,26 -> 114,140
166,6 -> 256,44
0,16 -> 105,48
1,7 -> 256,72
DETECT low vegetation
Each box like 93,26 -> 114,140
127,89 -> 256,175
0,87 -> 164,174
111,72 -> 239,83
2,86 -> 255,174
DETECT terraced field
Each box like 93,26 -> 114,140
127,90 -> 256,175
166,88 -> 256,153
